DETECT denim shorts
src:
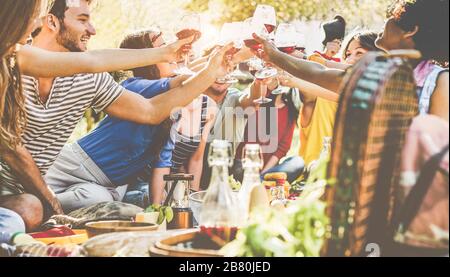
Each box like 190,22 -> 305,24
0,208 -> 26,233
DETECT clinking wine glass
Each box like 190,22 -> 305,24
252,4 -> 277,36
173,13 -> 202,76
243,21 -> 276,104
272,23 -> 298,95
216,22 -> 244,84
275,23 -> 298,55
272,70 -> 292,95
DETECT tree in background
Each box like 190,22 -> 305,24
185,0 -> 391,29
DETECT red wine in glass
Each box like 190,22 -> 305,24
200,225 -> 239,242
176,29 -> 202,42
264,24 -> 276,34
278,46 -> 296,54
244,39 -> 263,51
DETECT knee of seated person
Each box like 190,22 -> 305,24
73,186 -> 114,206
291,156 -> 305,167
13,194 -> 44,232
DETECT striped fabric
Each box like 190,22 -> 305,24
171,95 -> 208,172
0,73 -> 124,196
323,53 -> 418,257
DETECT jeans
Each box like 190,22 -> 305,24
122,177 -> 150,208
0,208 -> 26,234
233,156 -> 305,183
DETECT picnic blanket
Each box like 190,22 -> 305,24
43,202 -> 143,229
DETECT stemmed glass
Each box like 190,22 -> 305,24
243,23 -> 276,103
216,22 -> 244,84
251,4 -> 278,79
173,13 -> 202,76
272,71 -> 292,95
252,5 -> 277,37
272,23 -> 298,95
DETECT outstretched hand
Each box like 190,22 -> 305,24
164,35 -> 196,63
251,33 -> 279,63
207,42 -> 235,78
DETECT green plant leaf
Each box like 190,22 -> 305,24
157,210 -> 165,225
165,207 -> 174,223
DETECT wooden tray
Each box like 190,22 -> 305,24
150,230 -> 223,257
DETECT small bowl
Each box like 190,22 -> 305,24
85,220 -> 158,238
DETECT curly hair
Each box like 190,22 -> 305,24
387,0 -> 449,63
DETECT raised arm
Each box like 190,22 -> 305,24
188,104 -> 216,190
279,74 -> 340,103
105,44 -> 233,125
17,36 -> 194,78
252,34 -> 346,93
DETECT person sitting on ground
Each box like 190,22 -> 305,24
44,45 -> 232,213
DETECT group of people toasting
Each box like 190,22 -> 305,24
0,0 -> 448,236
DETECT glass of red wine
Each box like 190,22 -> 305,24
246,5 -> 278,103
243,28 -> 274,103
252,4 -> 277,38
272,23 -> 298,95
173,13 -> 202,76
216,22 -> 244,84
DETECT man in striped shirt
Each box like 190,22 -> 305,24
0,0 -> 232,231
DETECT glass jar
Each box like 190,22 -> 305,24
199,140 -> 240,242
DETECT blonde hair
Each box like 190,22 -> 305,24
0,0 -> 49,150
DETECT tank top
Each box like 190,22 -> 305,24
299,97 -> 338,166
171,96 -> 209,172
414,61 -> 448,115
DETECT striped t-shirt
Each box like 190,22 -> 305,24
0,73 -> 124,196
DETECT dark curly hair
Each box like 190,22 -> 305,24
387,0 -> 449,63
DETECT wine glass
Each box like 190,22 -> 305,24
173,13 -> 202,76
216,22 -> 244,84
243,20 -> 276,104
252,4 -> 277,36
272,71 -> 292,95
274,23 -> 297,54
272,23 -> 298,95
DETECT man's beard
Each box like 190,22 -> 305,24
210,85 -> 229,96
56,24 -> 84,52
